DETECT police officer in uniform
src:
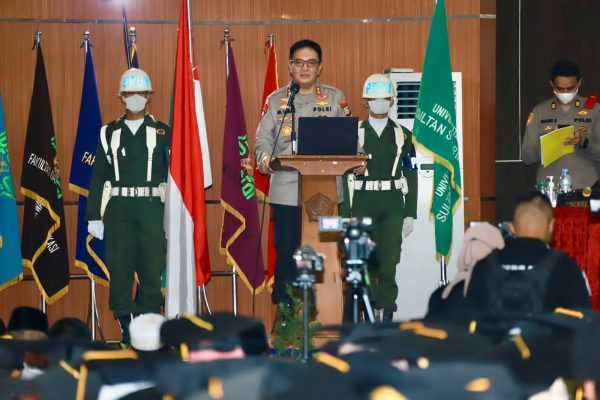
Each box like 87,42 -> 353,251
342,74 -> 418,322
522,60 -> 600,189
87,68 -> 171,343
255,39 -> 352,308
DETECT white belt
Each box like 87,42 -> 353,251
111,186 -> 160,197
354,178 -> 404,191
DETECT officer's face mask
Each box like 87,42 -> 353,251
122,94 -> 148,113
368,98 -> 392,115
554,90 -> 578,105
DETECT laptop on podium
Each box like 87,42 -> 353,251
297,117 -> 358,155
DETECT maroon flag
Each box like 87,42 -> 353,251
219,40 -> 265,293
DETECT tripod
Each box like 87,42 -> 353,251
345,261 -> 375,324
295,269 -> 316,363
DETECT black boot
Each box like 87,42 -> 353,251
117,314 -> 134,344
382,311 -> 394,323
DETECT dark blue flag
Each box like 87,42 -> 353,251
69,39 -> 108,284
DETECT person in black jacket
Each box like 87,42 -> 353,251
466,192 -> 591,316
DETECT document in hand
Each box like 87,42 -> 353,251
540,125 -> 575,167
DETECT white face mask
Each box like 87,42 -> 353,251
368,98 -> 392,115
122,94 -> 148,113
554,90 -> 578,105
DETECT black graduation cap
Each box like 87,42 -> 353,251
381,361 -> 531,400
328,319 -> 495,363
466,309 -> 600,390
7,306 -> 48,339
160,313 -> 269,356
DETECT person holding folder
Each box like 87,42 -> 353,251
522,60 -> 600,189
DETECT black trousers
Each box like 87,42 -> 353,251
271,204 -> 301,305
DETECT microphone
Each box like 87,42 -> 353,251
287,82 -> 300,154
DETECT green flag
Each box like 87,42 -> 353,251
413,0 -> 461,259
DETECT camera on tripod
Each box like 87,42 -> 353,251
292,246 -> 324,288
319,216 -> 376,269
319,216 -> 377,323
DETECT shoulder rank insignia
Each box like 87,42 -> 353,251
575,100 -> 581,107
156,129 -> 166,135
585,94 -> 598,109
551,102 -> 557,110
261,103 -> 269,117
526,112 -> 534,127
578,110 -> 589,116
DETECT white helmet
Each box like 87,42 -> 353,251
362,74 -> 395,99
119,68 -> 153,94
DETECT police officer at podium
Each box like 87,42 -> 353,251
255,39 -> 352,309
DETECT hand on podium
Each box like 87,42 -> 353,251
258,156 -> 274,175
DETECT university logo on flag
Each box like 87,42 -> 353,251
413,0 -> 461,259
0,94 -> 23,291
21,41 -> 70,303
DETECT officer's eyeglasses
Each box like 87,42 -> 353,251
290,58 -> 319,69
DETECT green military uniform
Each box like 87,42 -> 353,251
87,114 -> 171,318
522,95 -> 600,189
342,118 -> 418,313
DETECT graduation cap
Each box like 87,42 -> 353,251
7,306 -> 48,340
374,361 -> 531,400
153,355 -> 364,400
471,308 -> 600,389
328,319 -> 495,363
160,313 -> 269,357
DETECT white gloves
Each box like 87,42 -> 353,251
88,220 -> 104,240
402,217 -> 414,238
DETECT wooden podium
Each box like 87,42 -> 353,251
271,155 -> 367,325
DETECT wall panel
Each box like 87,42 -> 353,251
0,0 -> 494,338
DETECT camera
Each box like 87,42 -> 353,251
293,246 -> 324,273
319,216 -> 376,269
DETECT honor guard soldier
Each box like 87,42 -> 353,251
522,60 -> 600,189
255,39 -> 352,310
87,68 -> 171,344
342,74 -> 418,322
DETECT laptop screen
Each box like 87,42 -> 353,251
296,117 -> 358,155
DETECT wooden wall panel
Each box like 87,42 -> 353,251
0,0 -> 495,338
0,0 -> 482,21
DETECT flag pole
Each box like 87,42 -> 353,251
33,31 -> 45,313
186,0 -> 206,315
439,256 -> 448,287
223,27 -> 238,316
81,30 -> 103,339
128,27 -> 136,47
32,31 -> 41,50
224,28 -> 230,79
120,0 -> 131,68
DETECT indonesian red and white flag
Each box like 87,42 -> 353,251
165,0 -> 211,317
